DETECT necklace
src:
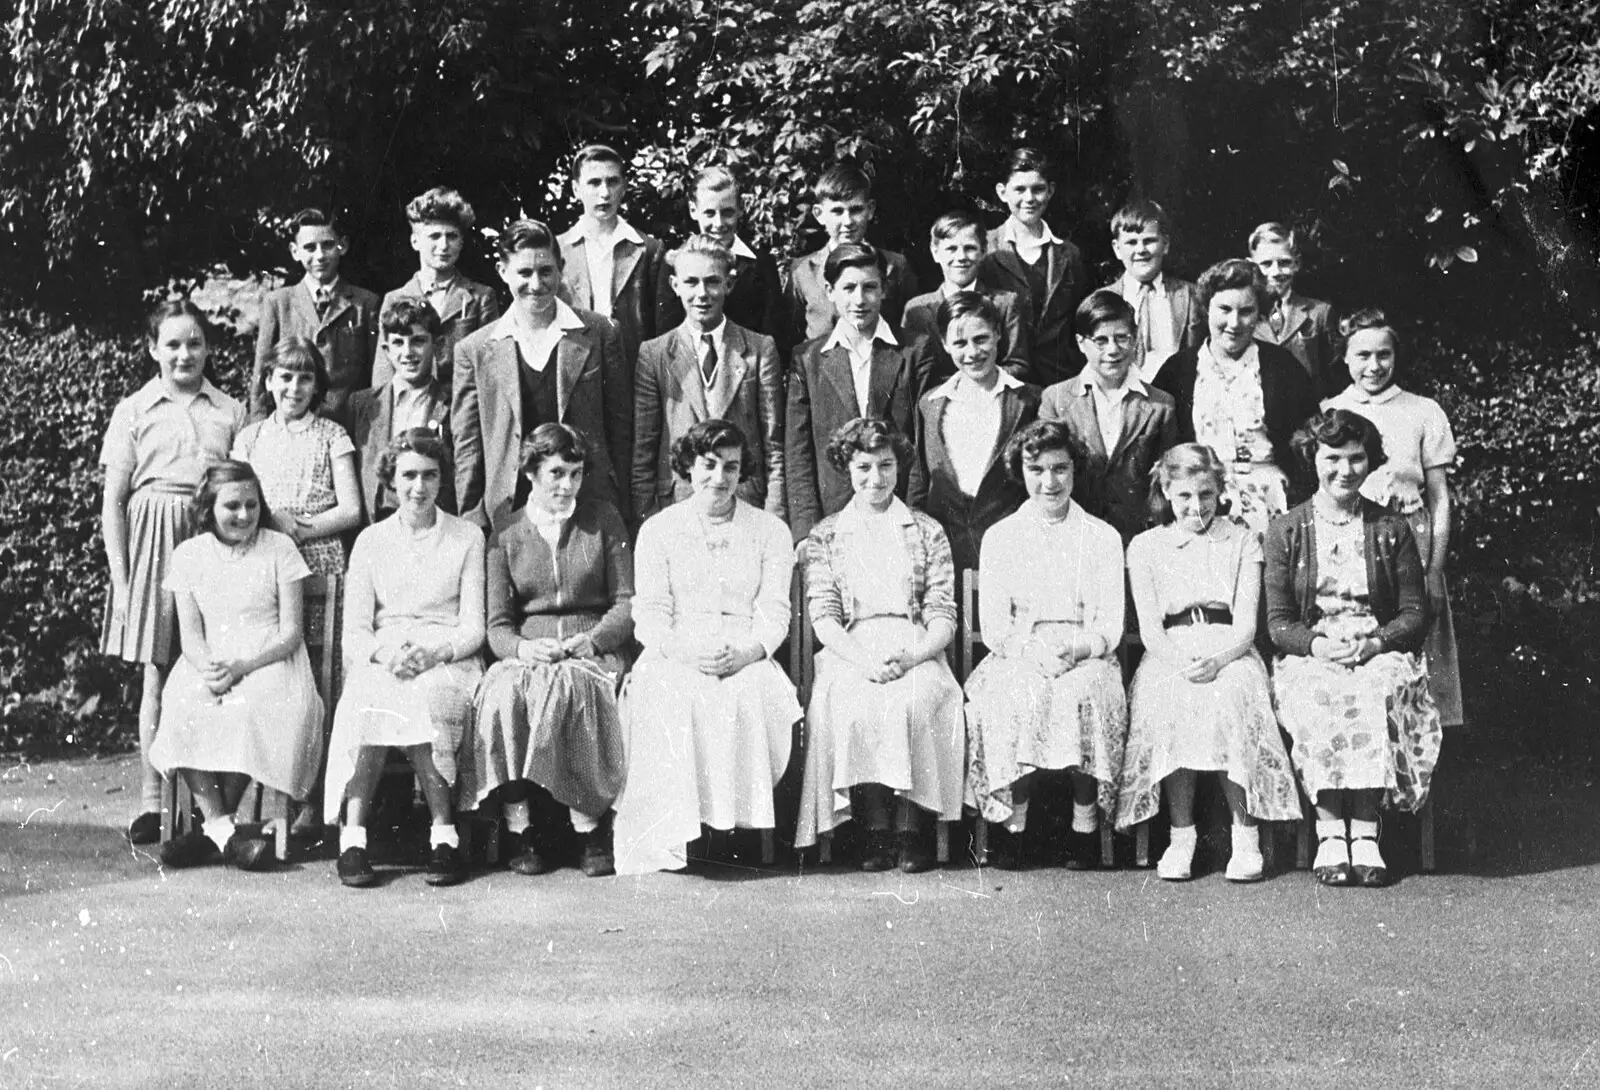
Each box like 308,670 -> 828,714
1315,498 -> 1360,526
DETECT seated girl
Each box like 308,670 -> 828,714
796,418 -> 966,872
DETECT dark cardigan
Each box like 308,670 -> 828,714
1264,498 -> 1429,656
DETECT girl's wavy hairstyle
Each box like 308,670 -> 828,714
192,460 -> 272,540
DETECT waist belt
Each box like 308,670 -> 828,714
1163,606 -> 1233,629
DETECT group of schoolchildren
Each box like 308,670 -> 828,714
100,141 -> 1461,889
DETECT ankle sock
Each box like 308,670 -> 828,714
1348,818 -> 1379,841
569,809 -> 599,835
340,825 -> 368,853
203,814 -> 236,852
1231,824 -> 1260,854
503,800 -> 531,835
1071,802 -> 1099,834
430,825 -> 459,850
1315,818 -> 1348,841
1168,824 -> 1197,848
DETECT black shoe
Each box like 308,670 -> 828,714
508,829 -> 550,876
1313,835 -> 1353,887
986,825 -> 1025,871
1064,828 -> 1100,871
159,830 -> 220,868
223,831 -> 274,871
898,831 -> 935,874
336,847 -> 377,888
859,830 -> 897,872
579,831 -> 615,878
424,843 -> 466,887
128,811 -> 162,845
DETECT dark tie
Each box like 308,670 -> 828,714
1136,282 -> 1154,357
315,287 -> 333,318
1269,301 -> 1285,337
700,334 -> 718,387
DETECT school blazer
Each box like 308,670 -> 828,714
632,321 -> 786,525
1038,381 -> 1180,543
340,381 -> 455,521
556,226 -> 665,368
1254,294 -> 1340,398
1264,499 -> 1428,656
653,249 -> 788,355
786,246 -> 916,348
253,279 -> 381,418
451,310 -> 632,532
901,286 -> 1035,385
784,335 -> 932,542
1099,276 -> 1206,375
979,227 -> 1089,389
373,275 -> 502,390
915,381 -> 1040,573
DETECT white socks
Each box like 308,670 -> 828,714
203,814 -> 236,852
503,800 -> 532,835
570,809 -> 600,835
1158,825 -> 1196,880
340,825 -> 368,853
1349,819 -> 1385,869
1226,824 -> 1264,882
1314,818 -> 1350,871
1071,802 -> 1098,834
430,825 -> 459,849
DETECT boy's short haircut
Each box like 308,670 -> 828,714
380,297 -> 443,338
813,164 -> 873,204
497,218 -> 560,261
929,210 -> 985,245
572,143 -> 627,178
691,164 -> 740,200
406,187 -> 476,230
289,207 -> 342,238
934,290 -> 1003,338
1074,289 -> 1138,339
1110,198 -> 1172,238
1001,146 -> 1055,183
823,242 -> 886,286
1248,221 -> 1299,254
668,234 -> 733,275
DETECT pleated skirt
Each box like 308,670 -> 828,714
100,488 -> 192,667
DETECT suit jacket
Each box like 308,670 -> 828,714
1254,294 -> 1340,398
901,285 -> 1034,384
373,274 -> 502,390
915,380 -> 1040,573
557,225 -> 665,369
979,227 -> 1089,389
1100,275 -> 1206,378
1152,341 -> 1321,499
340,380 -> 455,521
253,278 -> 381,419
1038,380 -> 1179,543
654,248 -> 787,356
784,333 -> 931,542
451,309 -> 632,532
786,245 -> 916,348
632,321 -> 785,525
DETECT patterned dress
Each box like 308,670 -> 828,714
1117,519 -> 1299,828
1191,343 -> 1288,535
1271,506 -> 1443,810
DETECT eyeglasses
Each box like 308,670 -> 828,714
1088,334 -> 1135,349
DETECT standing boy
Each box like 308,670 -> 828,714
786,165 -> 916,347
1248,221 -> 1339,396
785,243 -> 930,541
634,236 -> 785,525
343,297 -> 455,521
1039,291 -> 1178,543
254,207 -> 380,418
374,187 -> 500,391
902,211 -> 1033,383
1100,198 -> 1204,383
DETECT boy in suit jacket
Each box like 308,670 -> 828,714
979,147 -> 1089,390
786,164 -> 916,346
343,298 -> 455,521
902,210 -> 1033,384
634,235 -> 785,525
915,292 -> 1040,574
1249,222 -> 1340,397
1039,291 -> 1179,543
253,207 -> 380,419
374,187 -> 501,392
1101,198 -> 1205,382
653,165 -> 787,358
785,243 -> 931,541
556,144 -> 665,371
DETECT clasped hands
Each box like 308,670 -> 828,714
1022,637 -> 1086,679
668,636 -> 761,678
860,647 -> 920,685
200,657 -> 249,697
518,634 -> 597,666
1310,635 -> 1380,667
382,640 -> 451,679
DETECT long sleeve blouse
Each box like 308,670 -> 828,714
803,498 -> 957,630
978,502 -> 1125,659
342,510 -> 485,665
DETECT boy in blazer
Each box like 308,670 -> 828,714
785,243 -> 931,542
1039,291 -> 1179,543
633,235 -> 785,525
374,187 -> 501,392
1101,198 -> 1205,382
903,210 -> 1033,384
253,207 -> 380,418
786,164 -> 916,346
556,144 -> 665,370
1249,221 -> 1340,397
979,147 -> 1089,390
343,298 -> 455,521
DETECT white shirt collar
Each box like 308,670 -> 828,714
1339,383 -> 1403,406
138,376 -> 228,410
1003,218 -> 1064,249
824,316 -> 898,357
680,318 -> 728,358
929,370 -> 1024,401
582,216 -> 644,248
489,298 -> 586,341
1120,271 -> 1166,297
1075,371 -> 1150,399
939,279 -> 980,298
838,493 -> 915,532
728,235 -> 757,260
1168,516 -> 1235,549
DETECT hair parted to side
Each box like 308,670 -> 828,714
671,419 -> 752,481
145,299 -> 211,345
380,297 -> 443,338
1001,146 -> 1055,183
406,187 -> 475,230
929,210 -> 984,243
1336,306 -> 1400,362
824,417 -> 912,474
668,234 -> 733,275
1196,258 -> 1270,313
813,163 -> 873,204
1292,408 -> 1387,479
378,427 -> 453,490
497,218 -> 560,262
1110,197 -> 1171,238
1147,443 -> 1230,526
691,163 -> 740,199
519,422 -> 591,478
572,143 -> 626,177
288,207 -> 342,238
934,291 -> 1002,339
257,337 -> 330,413
823,242 -> 885,287
1004,419 -> 1087,484
1247,221 -> 1299,255
1074,289 -> 1137,339
192,460 -> 272,539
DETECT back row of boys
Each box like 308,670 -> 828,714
253,144 -> 1337,542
